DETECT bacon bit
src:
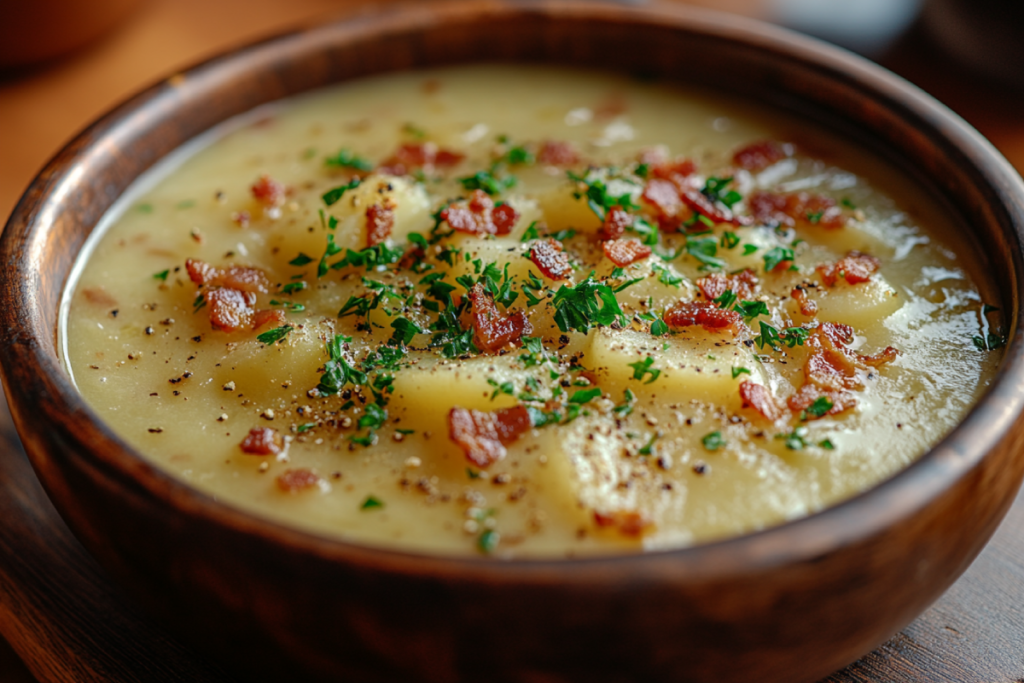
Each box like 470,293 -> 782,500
276,468 -> 320,493
250,175 -> 287,207
399,245 -> 425,270
696,269 -> 759,301
679,186 -> 740,226
787,385 -> 856,417
598,206 -> 632,241
83,287 -> 118,306
649,158 -> 697,181
240,427 -> 283,455
378,142 -> 464,176
791,286 -> 818,316
733,140 -> 790,171
858,346 -> 900,367
749,191 -> 846,229
593,510 -> 652,537
537,140 -> 579,167
641,178 -> 686,230
467,284 -> 532,352
441,189 -> 519,236
602,238 -> 651,267
664,301 -> 744,335
448,405 -> 532,468
802,323 -> 867,391
206,287 -> 257,332
185,258 -> 269,293
739,381 -> 784,422
530,238 -> 573,280
365,202 -> 395,247
252,309 -> 287,331
231,211 -> 251,228
816,250 -> 881,286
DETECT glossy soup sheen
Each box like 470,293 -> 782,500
63,65 -> 1004,557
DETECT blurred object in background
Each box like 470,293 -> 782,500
769,0 -> 924,56
0,0 -> 143,68
922,0 -> 1024,89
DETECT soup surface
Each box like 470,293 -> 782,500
64,65 -> 1004,557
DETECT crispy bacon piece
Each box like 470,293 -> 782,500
749,191 -> 846,229
679,186 -> 739,226
786,385 -> 857,417
664,301 -> 743,335
251,175 -> 287,207
365,202 -> 395,247
802,322 -> 896,392
240,427 -> 283,455
739,380 -> 784,422
602,238 -> 651,267
598,206 -> 632,241
448,404 -> 532,468
530,238 -> 573,280
231,210 -> 251,228
816,250 -> 881,286
732,140 -> 790,172
696,269 -> 759,301
206,287 -> 257,332
641,178 -> 686,230
649,158 -> 697,181
441,189 -> 519,236
467,284 -> 532,352
791,286 -> 818,316
378,142 -> 464,176
642,163 -> 747,228
276,468 -> 320,493
537,140 -> 579,167
858,346 -> 900,367
252,309 -> 287,330
399,245 -> 426,270
186,258 -> 269,293
593,510 -> 652,537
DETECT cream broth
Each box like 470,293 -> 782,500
63,65 -> 1004,557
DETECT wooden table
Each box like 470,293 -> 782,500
1,1 -> 1023,681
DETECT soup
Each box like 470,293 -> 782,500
63,65 -> 1004,557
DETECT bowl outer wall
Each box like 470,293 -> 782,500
2,2 -> 1024,682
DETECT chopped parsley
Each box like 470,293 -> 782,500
702,431 -> 726,451
731,366 -> 751,379
801,396 -> 834,420
685,236 -> 725,270
317,335 -> 366,396
653,263 -> 684,288
360,495 -> 385,510
762,246 -> 794,272
322,178 -> 361,206
567,171 -> 639,220
755,323 -> 810,350
569,387 -> 602,404
702,176 -> 742,208
459,170 -> 516,195
627,356 -> 660,384
152,269 -> 170,281
325,148 -> 373,172
551,275 -> 624,334
256,325 -> 292,346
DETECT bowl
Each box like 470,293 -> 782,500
3,2 -> 1024,682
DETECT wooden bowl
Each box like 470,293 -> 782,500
3,2 -> 1024,682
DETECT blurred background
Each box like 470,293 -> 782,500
1,0 -> 1023,681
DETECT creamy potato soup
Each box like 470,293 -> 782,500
63,65 -> 1004,557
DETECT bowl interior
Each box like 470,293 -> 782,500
4,0 -> 1024,576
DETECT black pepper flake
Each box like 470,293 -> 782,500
191,336 -> 202,342
148,428 -> 163,433
109,309 -> 119,318
692,462 -> 708,475
145,327 -> 155,335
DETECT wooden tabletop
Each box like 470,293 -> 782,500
1,1 -> 1023,681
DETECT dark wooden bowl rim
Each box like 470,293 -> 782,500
3,0 -> 1024,588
